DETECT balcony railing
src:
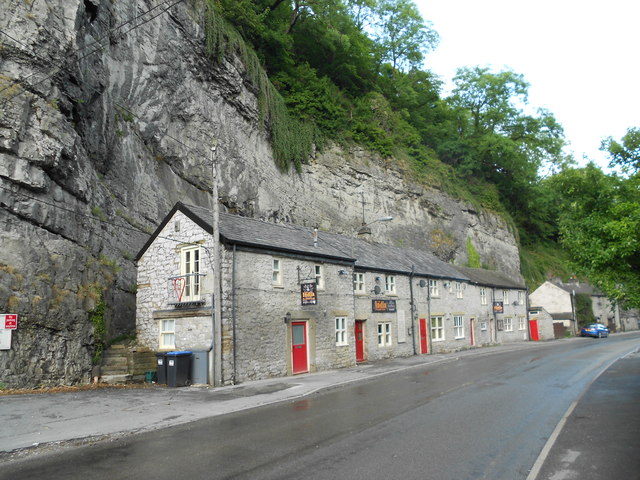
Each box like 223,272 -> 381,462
167,273 -> 207,307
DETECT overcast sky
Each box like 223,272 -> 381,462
415,0 -> 640,169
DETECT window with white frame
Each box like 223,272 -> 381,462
429,279 -> 439,297
180,246 -> 201,301
272,258 -> 283,286
335,317 -> 347,346
503,290 -> 509,304
431,316 -> 444,341
377,322 -> 392,346
518,290 -> 524,305
385,275 -> 396,294
353,272 -> 365,293
453,315 -> 464,339
455,282 -> 463,299
315,264 -> 324,290
480,287 -> 487,305
480,321 -> 487,331
518,316 -> 526,330
504,317 -> 513,331
159,319 -> 175,350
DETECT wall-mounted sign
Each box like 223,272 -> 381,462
372,299 -> 396,313
2,314 -> 17,330
0,329 -> 11,350
300,282 -> 317,305
493,302 -> 504,314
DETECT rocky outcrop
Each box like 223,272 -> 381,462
0,1 -> 519,387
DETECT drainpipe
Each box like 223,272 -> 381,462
492,287 -> 498,343
409,265 -> 416,355
525,287 -> 531,340
232,244 -> 237,384
426,277 -> 432,355
570,289 -> 577,336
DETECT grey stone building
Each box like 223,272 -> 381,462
136,203 -> 531,385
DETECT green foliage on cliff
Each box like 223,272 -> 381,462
202,0 -> 317,171
466,238 -> 481,268
89,288 -> 107,365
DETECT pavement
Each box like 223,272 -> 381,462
0,335 -> 638,473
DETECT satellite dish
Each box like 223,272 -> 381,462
419,279 -> 427,288
373,285 -> 382,295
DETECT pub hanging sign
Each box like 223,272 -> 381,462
493,301 -> 504,314
372,299 -> 396,313
301,281 -> 317,305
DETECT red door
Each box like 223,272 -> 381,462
419,318 -> 428,354
355,320 -> 365,362
529,319 -> 540,341
470,318 -> 475,346
291,322 -> 308,374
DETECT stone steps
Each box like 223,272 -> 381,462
99,344 -> 157,383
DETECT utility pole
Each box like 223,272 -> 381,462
211,139 -> 222,387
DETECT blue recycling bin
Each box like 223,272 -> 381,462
166,351 -> 192,387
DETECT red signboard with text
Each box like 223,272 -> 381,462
3,314 -> 17,329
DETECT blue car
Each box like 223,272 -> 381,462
580,323 -> 609,338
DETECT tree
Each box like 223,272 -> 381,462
601,127 -> 640,175
553,164 -> 640,308
371,0 -> 439,73
446,67 -> 567,225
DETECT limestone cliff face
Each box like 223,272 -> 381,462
0,1 -> 520,387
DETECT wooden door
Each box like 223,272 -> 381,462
529,319 -> 540,341
419,318 -> 428,354
355,320 -> 365,362
470,317 -> 475,346
291,322 -> 309,374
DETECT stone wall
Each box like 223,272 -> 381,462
136,211 -> 215,352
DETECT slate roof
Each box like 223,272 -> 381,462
137,202 -> 474,281
551,281 -> 605,297
454,266 -> 526,290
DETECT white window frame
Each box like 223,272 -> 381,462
385,275 -> 396,295
353,272 -> 365,294
480,321 -> 488,331
180,245 -> 201,301
159,319 -> 175,350
518,290 -> 524,305
431,315 -> 445,341
429,279 -> 439,297
272,258 -> 283,287
315,264 -> 325,290
480,287 -> 487,305
455,282 -> 463,299
335,316 -> 348,346
377,322 -> 392,347
504,317 -> 513,332
503,290 -> 509,304
518,316 -> 526,330
453,315 -> 464,339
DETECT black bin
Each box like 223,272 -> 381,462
155,353 -> 167,385
166,351 -> 192,387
